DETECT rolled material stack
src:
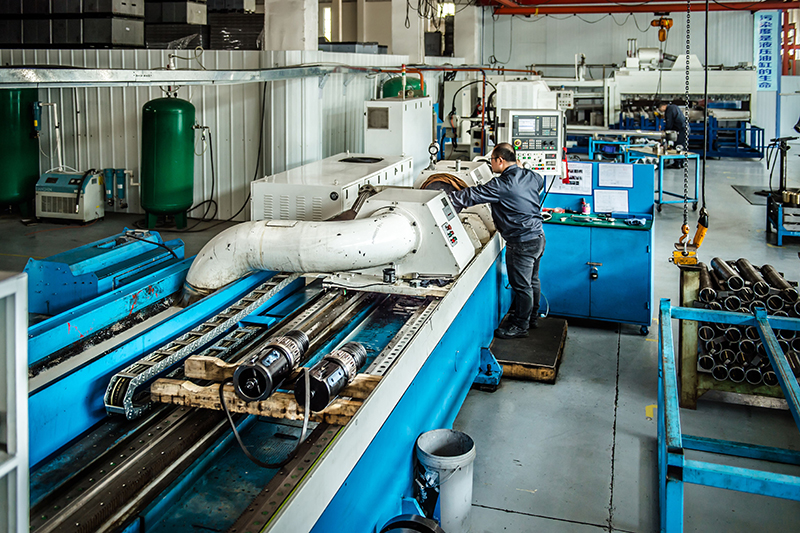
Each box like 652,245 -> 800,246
695,258 -> 800,387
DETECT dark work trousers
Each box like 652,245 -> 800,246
506,234 -> 546,329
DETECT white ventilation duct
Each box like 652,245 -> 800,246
185,210 -> 419,293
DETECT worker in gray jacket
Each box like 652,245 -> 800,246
448,143 -> 546,339
657,100 -> 689,168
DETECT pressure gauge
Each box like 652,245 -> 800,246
428,142 -> 440,156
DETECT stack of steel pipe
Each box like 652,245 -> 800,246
694,259 -> 800,387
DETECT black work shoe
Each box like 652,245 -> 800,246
529,318 -> 539,329
495,324 -> 529,339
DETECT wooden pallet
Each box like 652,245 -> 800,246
491,317 -> 568,384
151,354 -> 382,425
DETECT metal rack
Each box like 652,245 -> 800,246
657,299 -> 800,532
0,272 -> 29,533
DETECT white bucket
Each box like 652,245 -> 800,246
415,429 -> 476,533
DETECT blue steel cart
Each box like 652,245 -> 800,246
657,299 -> 800,532
624,146 -> 700,212
766,194 -> 800,246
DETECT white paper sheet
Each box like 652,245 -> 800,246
598,163 -> 634,188
547,162 -> 593,195
593,189 -> 629,213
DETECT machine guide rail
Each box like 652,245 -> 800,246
105,273 -> 302,419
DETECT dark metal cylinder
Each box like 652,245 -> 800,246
723,295 -> 741,312
792,338 -> 800,352
739,287 -> 755,303
760,264 -> 799,302
711,258 -> 744,291
294,341 -> 368,412
739,339 -> 757,355
766,294 -> 785,312
744,366 -> 763,385
728,365 -> 745,383
716,348 -> 735,366
233,330 -> 310,402
732,351 -> 746,366
698,354 -> 715,371
724,327 -> 742,343
745,326 -> 760,341
763,370 -> 779,387
705,340 -> 723,354
779,339 -> 790,354
698,325 -> 716,342
749,300 -> 767,313
794,301 -> 800,317
712,365 -> 729,381
734,258 -> 770,297
698,263 -> 717,303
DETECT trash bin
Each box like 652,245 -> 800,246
415,429 -> 476,533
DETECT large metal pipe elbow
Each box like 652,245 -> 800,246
184,209 -> 419,294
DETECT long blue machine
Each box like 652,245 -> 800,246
27,184 -> 512,532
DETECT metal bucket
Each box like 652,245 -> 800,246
415,429 -> 477,533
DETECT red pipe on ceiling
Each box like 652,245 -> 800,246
493,2 -> 798,14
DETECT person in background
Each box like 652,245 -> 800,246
656,100 -> 688,169
448,143 -> 546,339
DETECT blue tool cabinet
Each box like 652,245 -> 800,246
539,162 -> 655,332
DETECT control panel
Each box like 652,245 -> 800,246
499,109 -> 564,176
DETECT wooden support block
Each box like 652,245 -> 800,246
184,355 -> 237,381
679,266 -> 701,409
150,373 -> 383,425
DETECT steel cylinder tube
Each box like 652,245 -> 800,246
708,301 -> 722,311
716,349 -> 735,366
766,295 -> 785,312
763,370 -> 779,387
723,295 -> 741,312
779,340 -> 790,354
735,258 -> 770,297
727,365 -> 745,383
698,325 -> 716,342
705,340 -> 723,354
745,326 -> 760,341
749,300 -> 766,313
697,354 -> 715,371
794,301 -> 800,317
745,366 -> 763,385
711,258 -> 744,291
792,338 -> 800,352
739,339 -> 756,355
724,327 -> 742,343
761,264 -> 799,302
294,342 -> 368,412
712,365 -> 729,381
698,263 -> 717,303
233,330 -> 310,402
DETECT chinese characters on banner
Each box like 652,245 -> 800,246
754,11 -> 780,92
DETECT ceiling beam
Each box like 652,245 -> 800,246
494,1 -> 799,15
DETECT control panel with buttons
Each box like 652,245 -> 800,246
500,109 -> 564,176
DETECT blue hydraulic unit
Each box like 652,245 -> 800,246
103,168 -> 129,209
24,228 -> 184,316
657,300 -> 800,532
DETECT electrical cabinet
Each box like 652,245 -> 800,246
539,218 -> 654,331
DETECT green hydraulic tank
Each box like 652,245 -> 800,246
382,76 -> 424,98
140,97 -> 195,229
0,89 -> 40,209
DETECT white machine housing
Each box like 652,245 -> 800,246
496,80 -> 574,113
250,153 -> 414,221
414,159 -> 493,190
499,109 -> 565,176
352,188 -> 475,279
35,171 -> 105,222
364,97 -> 433,179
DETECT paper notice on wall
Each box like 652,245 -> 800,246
598,163 -> 634,188
547,162 -> 593,195
594,189 -> 629,214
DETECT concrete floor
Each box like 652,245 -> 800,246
457,159 -> 800,532
2,159 -> 800,532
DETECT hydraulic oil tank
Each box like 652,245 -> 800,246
382,76 -> 424,98
0,89 -> 40,210
140,97 -> 195,229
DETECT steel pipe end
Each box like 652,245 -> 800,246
698,354 -> 715,371
712,365 -> 730,382
744,367 -> 763,385
784,288 -> 799,303
699,288 -> 716,303
698,325 -> 716,342
724,295 -> 741,312
180,281 -> 212,308
727,276 -> 745,292
766,295 -> 785,312
763,370 -> 779,387
728,366 -> 746,383
753,281 -> 771,298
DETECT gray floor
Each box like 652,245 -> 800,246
457,159 -> 800,532
2,159 -> 800,532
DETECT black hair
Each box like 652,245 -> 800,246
493,143 -> 516,163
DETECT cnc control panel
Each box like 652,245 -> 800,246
500,109 -> 564,176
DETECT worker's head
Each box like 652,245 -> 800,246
655,100 -> 668,113
491,143 -> 517,173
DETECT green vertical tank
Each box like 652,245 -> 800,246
140,97 -> 195,229
382,76 -> 425,98
0,89 -> 40,214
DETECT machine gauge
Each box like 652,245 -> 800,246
428,142 -> 440,155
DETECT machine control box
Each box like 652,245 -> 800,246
35,171 -> 105,222
500,109 -> 565,176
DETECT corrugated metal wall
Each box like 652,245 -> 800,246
482,10 -> 755,76
0,49 -> 415,221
